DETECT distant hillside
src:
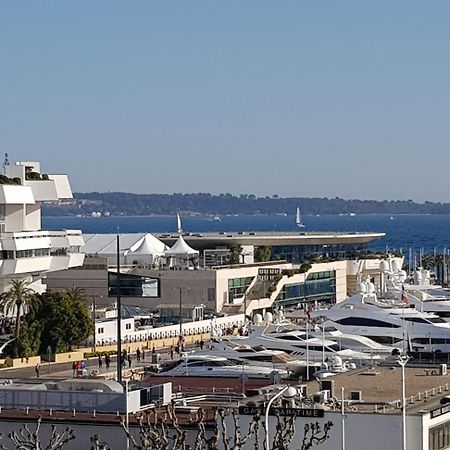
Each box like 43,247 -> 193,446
41,192 -> 450,217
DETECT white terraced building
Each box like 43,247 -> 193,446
0,161 -> 84,293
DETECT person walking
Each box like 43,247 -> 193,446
142,349 -> 145,360
105,353 -> 111,369
98,355 -> 103,370
170,345 -> 174,359
35,364 -> 40,378
127,354 -> 132,368
136,348 -> 141,363
72,361 -> 77,378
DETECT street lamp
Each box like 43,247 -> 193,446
264,385 -> 297,450
173,287 -> 190,336
397,354 -> 410,450
91,295 -> 103,353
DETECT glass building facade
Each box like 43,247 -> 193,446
275,270 -> 336,307
228,276 -> 254,303
270,243 -> 367,264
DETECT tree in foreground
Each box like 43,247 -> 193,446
0,279 -> 38,357
0,406 -> 333,450
0,417 -> 75,450
18,289 -> 94,356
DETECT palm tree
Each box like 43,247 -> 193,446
0,280 -> 37,357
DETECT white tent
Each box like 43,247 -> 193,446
83,233 -> 167,267
165,235 -> 199,257
124,233 -> 168,266
164,235 -> 199,269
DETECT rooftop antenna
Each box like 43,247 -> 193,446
3,153 -> 9,174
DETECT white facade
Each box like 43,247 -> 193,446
93,314 -> 245,345
0,161 -> 84,292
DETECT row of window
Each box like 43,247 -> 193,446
276,273 -> 336,306
430,421 -> 450,450
97,323 -> 132,335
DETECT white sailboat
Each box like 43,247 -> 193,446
296,207 -> 305,228
176,213 -> 183,234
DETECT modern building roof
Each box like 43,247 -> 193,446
156,231 -> 385,250
306,365 -> 450,415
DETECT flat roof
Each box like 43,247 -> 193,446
306,365 -> 450,415
156,231 -> 385,249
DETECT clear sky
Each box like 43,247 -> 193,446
1,2 -> 450,202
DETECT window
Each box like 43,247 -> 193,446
336,317 -> 401,328
109,273 -> 160,298
228,277 -> 254,304
98,327 -> 104,334
275,271 -> 336,307
404,317 -> 429,324
125,323 -> 132,330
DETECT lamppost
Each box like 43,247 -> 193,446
116,233 -> 122,383
264,385 -> 297,450
174,287 -> 190,337
398,354 -> 410,450
91,295 -> 103,353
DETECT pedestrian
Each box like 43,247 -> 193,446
142,349 -> 145,360
152,346 -> 156,354
98,355 -> 103,369
170,345 -> 174,359
35,364 -> 40,378
136,348 -> 141,363
72,361 -> 77,378
127,354 -> 132,368
105,354 -> 111,369
200,339 -> 204,350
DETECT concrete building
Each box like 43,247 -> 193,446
0,161 -> 84,293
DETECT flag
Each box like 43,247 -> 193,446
401,285 -> 409,304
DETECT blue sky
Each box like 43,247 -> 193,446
1,2 -> 450,202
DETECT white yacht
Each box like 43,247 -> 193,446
154,355 -> 288,379
190,341 -> 295,368
302,326 -> 398,356
385,266 -> 450,321
229,325 -> 378,363
313,283 -> 450,352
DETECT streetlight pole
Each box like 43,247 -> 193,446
341,386 -> 346,450
92,295 -> 97,353
116,233 -> 122,383
398,354 -> 409,450
264,386 -> 297,450
179,287 -> 183,336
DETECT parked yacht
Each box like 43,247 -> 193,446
385,266 -> 450,320
313,282 -> 450,352
229,325 -> 378,363
154,355 -> 288,379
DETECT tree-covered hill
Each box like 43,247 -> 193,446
42,192 -> 450,216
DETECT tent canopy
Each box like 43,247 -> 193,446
126,233 -> 168,257
164,235 -> 199,256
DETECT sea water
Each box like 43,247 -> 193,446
42,214 -> 450,253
